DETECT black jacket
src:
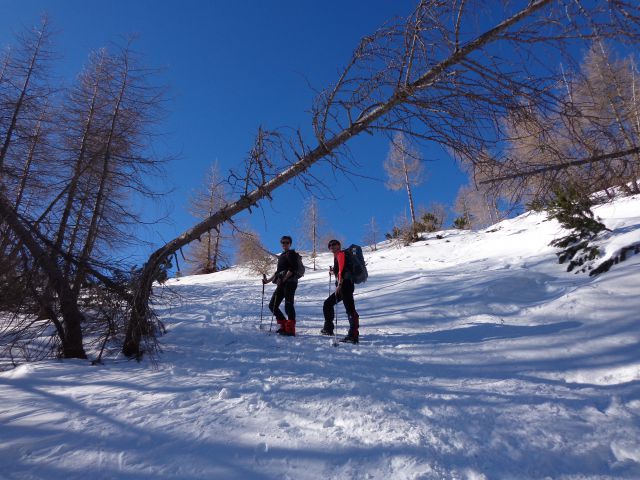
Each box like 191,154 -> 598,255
276,250 -> 298,282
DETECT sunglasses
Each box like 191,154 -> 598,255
328,242 -> 339,248
281,241 -> 291,245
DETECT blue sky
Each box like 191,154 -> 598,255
0,1 -> 468,263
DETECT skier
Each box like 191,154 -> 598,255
263,235 -> 299,336
321,239 -> 360,343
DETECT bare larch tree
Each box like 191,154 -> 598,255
235,230 -> 276,277
1,26 -> 166,362
477,41 -> 640,206
363,216 -> 380,251
384,132 -> 424,229
299,197 -> 323,270
187,161 -> 229,274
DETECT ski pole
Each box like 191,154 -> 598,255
334,273 -> 339,346
329,268 -> 332,293
329,268 -> 337,345
259,275 -> 266,329
334,302 -> 339,346
269,282 -> 276,334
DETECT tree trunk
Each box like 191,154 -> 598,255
73,55 -> 127,295
212,227 -> 221,272
14,116 -> 44,210
63,188 -> 91,280
0,192 -> 87,359
53,77 -> 101,255
0,25 -> 45,172
403,159 -> 417,226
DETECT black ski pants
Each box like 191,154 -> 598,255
323,279 -> 356,328
269,280 -> 297,321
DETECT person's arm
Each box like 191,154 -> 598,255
281,251 -> 296,282
263,259 -> 278,283
282,270 -> 293,282
337,251 -> 345,284
336,251 -> 345,293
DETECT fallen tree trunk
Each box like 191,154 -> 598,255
122,0 -> 556,357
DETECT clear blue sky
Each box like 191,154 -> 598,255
0,1 -> 468,263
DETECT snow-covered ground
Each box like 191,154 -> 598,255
2,196 -> 640,479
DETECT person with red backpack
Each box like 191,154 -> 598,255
263,235 -> 300,336
321,239 -> 360,343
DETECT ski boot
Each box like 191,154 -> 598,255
282,319 -> 296,336
320,322 -> 334,336
340,331 -> 359,344
340,313 -> 359,343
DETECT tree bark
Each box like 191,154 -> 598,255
14,115 -> 44,210
403,159 -> 417,227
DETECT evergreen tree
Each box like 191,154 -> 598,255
547,186 -> 608,273
453,216 -> 470,230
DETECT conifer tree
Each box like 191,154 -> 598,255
547,186 -> 608,273
453,186 -> 473,230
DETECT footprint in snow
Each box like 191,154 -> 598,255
256,442 -> 269,453
323,417 -> 335,428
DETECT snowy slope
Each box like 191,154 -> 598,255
1,196 -> 640,480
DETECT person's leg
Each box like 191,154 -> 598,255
268,286 -> 286,333
340,281 -> 359,342
283,281 -> 298,335
321,293 -> 338,334
283,281 -> 297,320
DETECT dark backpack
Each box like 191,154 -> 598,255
344,244 -> 368,284
292,251 -> 305,279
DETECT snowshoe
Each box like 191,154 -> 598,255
339,334 -> 359,344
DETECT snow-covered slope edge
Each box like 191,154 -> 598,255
1,196 -> 639,480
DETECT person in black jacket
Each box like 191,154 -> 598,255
263,235 -> 299,336
321,239 -> 359,343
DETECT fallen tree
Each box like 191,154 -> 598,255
123,0 -> 640,357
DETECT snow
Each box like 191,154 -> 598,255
2,196 -> 640,479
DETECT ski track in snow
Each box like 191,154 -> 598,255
1,198 -> 640,479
